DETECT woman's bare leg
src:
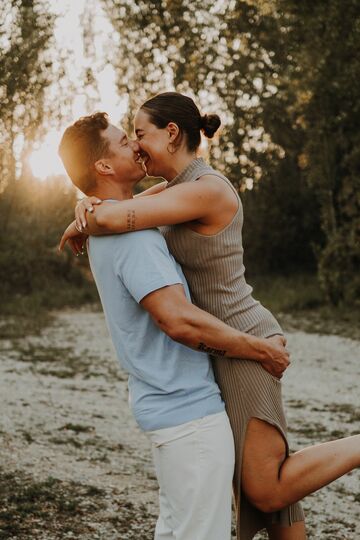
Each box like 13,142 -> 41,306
267,521 -> 307,540
242,419 -> 359,536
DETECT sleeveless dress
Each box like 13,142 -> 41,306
160,158 -> 304,540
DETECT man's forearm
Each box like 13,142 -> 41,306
160,302 -> 275,364
142,284 -> 287,374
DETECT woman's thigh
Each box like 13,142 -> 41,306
267,521 -> 307,540
242,417 -> 287,508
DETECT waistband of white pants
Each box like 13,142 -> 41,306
146,411 -> 228,446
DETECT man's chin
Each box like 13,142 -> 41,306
132,164 -> 147,182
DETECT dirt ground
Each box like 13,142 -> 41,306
0,309 -> 359,539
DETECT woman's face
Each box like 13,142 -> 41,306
134,109 -> 172,178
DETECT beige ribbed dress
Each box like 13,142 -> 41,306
161,158 -> 304,540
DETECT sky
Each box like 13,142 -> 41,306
29,0 -> 126,180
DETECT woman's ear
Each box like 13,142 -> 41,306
167,122 -> 180,143
94,159 -> 113,176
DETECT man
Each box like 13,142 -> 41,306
58,112 -> 289,540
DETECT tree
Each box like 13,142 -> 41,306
276,0 -> 360,304
0,0 -> 55,193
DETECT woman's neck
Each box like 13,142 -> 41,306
163,151 -> 197,181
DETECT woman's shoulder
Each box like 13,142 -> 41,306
196,170 -> 239,201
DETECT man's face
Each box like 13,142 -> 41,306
100,124 -> 145,182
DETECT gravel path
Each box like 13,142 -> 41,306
0,310 -> 359,539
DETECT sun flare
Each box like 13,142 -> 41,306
29,131 -> 66,180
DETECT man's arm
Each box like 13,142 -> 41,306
141,284 -> 290,378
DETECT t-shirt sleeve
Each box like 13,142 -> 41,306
114,230 -> 183,303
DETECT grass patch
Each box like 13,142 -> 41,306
325,403 -> 360,424
0,281 -> 100,340
286,399 -> 307,409
49,434 -> 124,453
288,421 -> 328,440
0,470 -> 105,539
59,423 -> 94,433
0,469 -> 157,539
11,341 -> 125,383
14,342 -> 100,379
22,431 -> 34,444
108,500 -> 155,538
250,273 -> 325,312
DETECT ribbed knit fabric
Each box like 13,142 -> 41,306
161,158 -> 305,540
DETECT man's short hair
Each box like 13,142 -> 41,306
58,112 -> 112,194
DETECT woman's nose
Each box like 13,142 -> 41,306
130,139 -> 140,152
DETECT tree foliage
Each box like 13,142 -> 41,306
0,0 -> 55,191
0,2 -> 98,313
275,0 -> 360,304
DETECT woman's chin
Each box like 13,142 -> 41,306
146,161 -> 156,177
144,159 -> 164,179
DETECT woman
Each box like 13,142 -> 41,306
61,92 -> 360,540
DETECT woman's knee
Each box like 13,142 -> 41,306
247,489 -> 288,513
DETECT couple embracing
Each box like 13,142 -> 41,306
59,92 -> 359,540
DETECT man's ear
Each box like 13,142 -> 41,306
94,159 -> 113,176
167,122 -> 180,143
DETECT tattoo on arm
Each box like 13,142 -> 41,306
197,342 -> 226,356
126,210 -> 136,231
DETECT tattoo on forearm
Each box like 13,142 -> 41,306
197,342 -> 227,356
126,210 -> 136,231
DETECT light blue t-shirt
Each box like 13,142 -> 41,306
88,228 -> 224,431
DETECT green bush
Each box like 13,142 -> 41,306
317,230 -> 360,307
250,273 -> 325,314
0,175 -> 98,316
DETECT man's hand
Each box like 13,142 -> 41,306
261,335 -> 290,379
75,196 -> 102,232
58,220 -> 88,255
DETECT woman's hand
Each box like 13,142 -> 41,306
58,220 -> 88,255
75,196 -> 102,232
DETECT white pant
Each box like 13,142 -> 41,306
147,411 -> 235,540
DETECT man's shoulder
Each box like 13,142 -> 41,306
89,229 -> 167,263
90,228 -> 162,246
122,228 -> 163,243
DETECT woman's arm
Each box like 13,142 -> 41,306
85,176 -> 227,236
134,180 -> 168,198
73,181 -> 168,230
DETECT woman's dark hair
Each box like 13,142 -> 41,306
140,92 -> 221,152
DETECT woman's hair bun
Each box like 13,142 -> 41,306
200,114 -> 221,138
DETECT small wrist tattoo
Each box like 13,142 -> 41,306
197,342 -> 226,356
126,210 -> 136,231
